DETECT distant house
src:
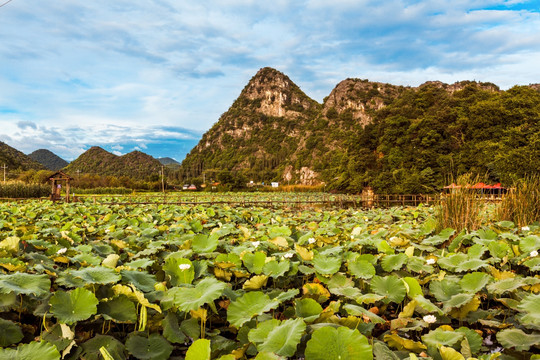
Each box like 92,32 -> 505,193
271,182 -> 279,188
188,184 -> 197,190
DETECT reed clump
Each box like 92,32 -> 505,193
497,175 -> 540,228
0,182 -> 50,198
436,174 -> 484,232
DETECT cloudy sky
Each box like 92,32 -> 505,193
1,0 -> 539,161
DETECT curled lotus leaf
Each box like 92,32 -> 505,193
0,340 -> 60,360
0,273 -> 50,296
496,328 -> 540,351
162,277 -> 226,312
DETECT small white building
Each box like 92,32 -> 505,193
271,182 -> 279,188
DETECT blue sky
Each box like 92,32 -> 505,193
1,0 -> 539,162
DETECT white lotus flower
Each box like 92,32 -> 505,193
178,264 -> 191,270
252,241 -> 260,248
426,258 -> 436,265
56,248 -> 67,255
283,253 -> 294,259
531,250 -> 538,257
521,226 -> 530,231
308,237 -> 316,244
423,315 -> 437,324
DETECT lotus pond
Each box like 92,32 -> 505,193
0,199 -> 538,359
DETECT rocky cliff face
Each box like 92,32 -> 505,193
323,78 -> 406,126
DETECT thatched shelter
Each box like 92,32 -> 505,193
49,171 -> 73,202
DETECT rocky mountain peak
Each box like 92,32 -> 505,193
237,67 -> 319,118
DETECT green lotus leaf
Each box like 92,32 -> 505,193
429,279 -> 461,302
486,277 -> 525,295
69,266 -> 121,285
343,304 -> 385,324
304,326 -> 372,360
162,312 -> 187,344
406,256 -> 434,273
519,235 -> 540,253
381,253 -> 408,272
524,256 -> 540,270
243,251 -> 267,274
437,254 -> 468,271
256,318 -> 306,357
456,327 -> 483,355
185,338 -> 211,360
0,318 -> 23,347
496,328 -> 540,351
488,241 -> 511,259
50,287 -> 99,325
254,352 -> 285,360
192,234 -> 219,253
372,342 -> 400,360
414,295 -> 443,315
55,272 -> 85,288
454,258 -> 487,272
0,340 -> 60,360
402,277 -> 423,299
312,254 -> 342,275
0,236 -> 19,254
295,298 -> 323,322
0,292 -> 17,311
163,256 -> 194,285
0,273 -> 50,296
262,260 -> 289,278
370,275 -> 406,304
459,272 -> 491,293
347,259 -> 375,279
123,258 -> 154,269
268,225 -> 292,239
517,293 -> 540,326
422,328 -> 464,348
126,333 -> 173,360
227,291 -> 282,328
162,277 -> 226,312
79,334 -> 126,360
140,228 -> 160,238
443,293 -> 474,313
120,270 -> 157,292
71,253 -> 102,266
98,295 -> 137,323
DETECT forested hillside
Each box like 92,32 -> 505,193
28,149 -> 69,171
179,68 -> 540,193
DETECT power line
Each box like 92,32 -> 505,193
0,0 -> 14,8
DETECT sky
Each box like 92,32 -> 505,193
1,0 -> 539,162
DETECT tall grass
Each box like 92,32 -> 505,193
72,187 -> 133,195
435,174 -> 484,232
0,182 -> 50,198
497,175 -> 540,228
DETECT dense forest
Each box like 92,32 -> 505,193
180,68 -> 540,193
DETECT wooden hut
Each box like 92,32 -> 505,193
49,171 -> 73,202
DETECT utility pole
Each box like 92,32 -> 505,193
161,165 -> 165,193
76,169 -> 81,181
1,164 -> 6,183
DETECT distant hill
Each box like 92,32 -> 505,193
158,157 -> 180,166
28,149 -> 69,171
63,147 -> 162,180
0,141 -> 45,173
180,67 -> 540,193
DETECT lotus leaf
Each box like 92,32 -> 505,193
304,326 -> 372,360
243,251 -> 266,274
227,291 -> 282,327
69,266 -> 121,285
517,293 -> 540,326
50,287 -> 99,325
295,298 -> 323,322
430,279 -> 461,302
125,333 -> 173,360
496,328 -> 540,351
402,277 -> 423,298
455,327 -> 482,355
414,295 -> 443,315
422,328 -> 464,348
249,318 -> 306,357
163,256 -> 194,285
381,253 -> 408,272
384,333 -> 426,352
519,235 -> 540,253
123,258 -> 154,269
454,258 -> 487,272
303,283 -> 331,303
459,272 -> 491,293
486,277 -> 525,294
0,318 -> 23,347
438,346 -> 465,360
268,225 -> 292,239
243,275 -> 269,290
437,253 -> 468,271
162,312 -> 187,344
163,277 -> 226,312
373,342 -> 400,360
98,295 -> 137,323
0,340 -> 60,360
0,273 -> 50,296
262,260 -> 289,278
254,352 -> 285,360
312,253 -> 342,275
185,338 -> 211,360
79,335 -> 126,360
370,275 -> 407,304
120,270 -> 157,292
192,234 -> 219,253
443,293 -> 474,313
343,304 -> 385,324
348,259 -> 375,279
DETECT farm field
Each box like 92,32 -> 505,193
0,198 -> 538,359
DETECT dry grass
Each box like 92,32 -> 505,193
497,175 -> 540,228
